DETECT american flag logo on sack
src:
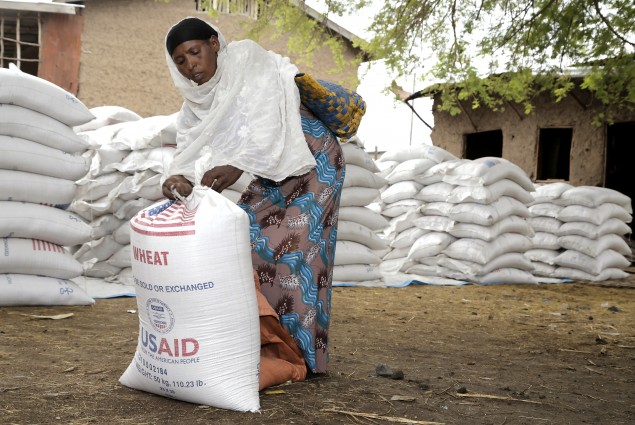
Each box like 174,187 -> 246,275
131,200 -> 198,237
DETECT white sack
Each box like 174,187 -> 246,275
385,158 -> 436,184
529,203 -> 563,218
558,203 -> 632,225
333,264 -> 383,282
449,196 -> 530,226
0,170 -> 76,208
0,64 -> 94,126
557,234 -> 631,258
108,244 -> 132,269
113,221 -> 132,245
554,249 -> 630,275
0,273 -> 94,306
337,220 -> 388,250
447,178 -> 534,205
0,104 -> 88,153
75,172 -> 129,202
557,219 -> 632,238
338,206 -> 389,231
378,144 -> 457,164
339,187 -> 380,207
334,240 -> 382,265
553,267 -> 629,282
449,215 -> 534,241
73,105 -> 143,133
420,201 -> 454,217
381,199 -> 423,218
530,182 -> 573,204
442,157 -> 534,191
391,227 -> 428,249
415,160 -> 467,185
0,201 -> 92,246
112,147 -> 176,174
74,235 -> 123,264
414,181 -> 455,202
557,186 -> 632,213
408,232 -> 456,260
0,135 -> 90,181
343,164 -> 387,189
119,187 -> 260,412
108,115 -> 178,151
527,216 -> 562,234
90,214 -> 124,239
530,232 -> 560,250
380,181 -> 423,204
0,237 -> 83,279
340,142 -> 380,172
443,233 -> 533,264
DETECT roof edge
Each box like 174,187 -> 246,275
0,1 -> 83,15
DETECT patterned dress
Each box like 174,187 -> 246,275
238,105 -> 345,373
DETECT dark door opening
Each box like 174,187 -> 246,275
464,130 -> 503,159
606,122 -> 635,234
537,128 -> 572,181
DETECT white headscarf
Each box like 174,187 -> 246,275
165,18 -> 316,184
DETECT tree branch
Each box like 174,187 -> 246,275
592,0 -> 635,48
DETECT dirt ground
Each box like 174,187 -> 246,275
1,271 -> 635,425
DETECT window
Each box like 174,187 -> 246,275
0,12 -> 41,76
537,128 -> 572,181
464,130 -> 503,160
195,0 -> 260,19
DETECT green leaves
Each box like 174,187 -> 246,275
252,0 -> 634,124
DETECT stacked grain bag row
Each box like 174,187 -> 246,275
70,108 -> 254,286
552,186 -> 632,281
374,144 -> 459,276
333,138 -> 390,284
0,64 -> 95,305
525,182 -> 572,278
407,157 -> 538,284
70,109 -> 178,284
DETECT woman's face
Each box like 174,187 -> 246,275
171,37 -> 219,85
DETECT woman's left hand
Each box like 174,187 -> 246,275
201,165 -> 244,193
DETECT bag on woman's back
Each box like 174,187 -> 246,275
119,187 -> 261,412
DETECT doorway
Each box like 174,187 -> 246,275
606,122 -> 635,234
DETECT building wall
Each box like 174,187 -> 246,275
430,89 -> 635,186
78,0 -> 361,118
39,12 -> 83,95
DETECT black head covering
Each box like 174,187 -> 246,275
166,17 -> 218,56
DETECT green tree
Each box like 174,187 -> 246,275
252,0 -> 635,123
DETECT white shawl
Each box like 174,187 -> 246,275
164,20 -> 316,184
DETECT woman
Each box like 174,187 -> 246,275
161,17 -> 347,382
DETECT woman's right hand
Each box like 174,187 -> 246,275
162,175 -> 194,200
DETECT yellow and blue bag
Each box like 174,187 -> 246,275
295,72 -> 366,142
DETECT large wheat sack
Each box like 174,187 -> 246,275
119,187 -> 260,412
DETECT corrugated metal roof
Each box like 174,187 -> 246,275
0,1 -> 83,15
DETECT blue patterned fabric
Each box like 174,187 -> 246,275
237,106 -> 345,373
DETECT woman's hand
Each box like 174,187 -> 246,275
201,165 -> 243,193
162,175 -> 194,199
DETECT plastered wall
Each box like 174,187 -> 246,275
430,88 -> 634,186
78,0 -> 361,117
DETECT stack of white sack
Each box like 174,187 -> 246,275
333,137 -> 390,283
375,144 -> 458,276
552,186 -> 632,281
408,157 -> 537,284
70,108 -> 177,284
524,182 -> 572,278
0,64 -> 95,305
70,107 -> 254,286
